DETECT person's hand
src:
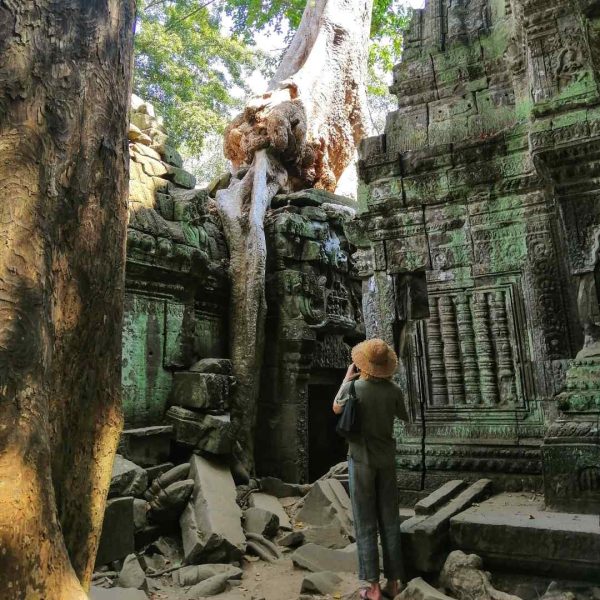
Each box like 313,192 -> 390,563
344,362 -> 359,382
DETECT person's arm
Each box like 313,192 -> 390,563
332,363 -> 359,415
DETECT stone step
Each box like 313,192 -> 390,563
401,479 -> 492,573
414,480 -> 466,515
450,493 -> 600,581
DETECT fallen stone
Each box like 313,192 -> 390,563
277,530 -> 305,548
109,455 -> 148,498
301,571 -> 343,595
303,524 -> 351,549
439,551 -> 521,600
172,564 -> 243,586
166,165 -> 196,189
134,524 -> 163,550
90,587 -> 148,600
145,462 -> 175,485
148,535 -> 184,563
119,426 -> 173,467
139,553 -> 169,573
133,499 -> 148,531
540,583 -> 576,600
397,578 -> 456,600
401,479 -> 492,572
243,507 -> 279,538
118,554 -> 147,590
171,371 -> 231,412
292,543 -> 357,573
185,573 -> 230,598
167,406 -> 233,455
249,492 -> 292,530
145,463 -> 190,500
96,497 -> 135,566
148,479 -> 194,523
259,476 -> 311,498
180,455 -> 245,563
295,479 -> 353,538
189,358 -> 233,375
161,145 -> 183,168
245,532 -> 282,562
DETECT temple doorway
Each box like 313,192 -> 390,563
307,371 -> 348,482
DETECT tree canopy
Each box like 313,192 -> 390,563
134,0 -> 409,170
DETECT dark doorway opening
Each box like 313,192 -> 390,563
308,380 -> 348,482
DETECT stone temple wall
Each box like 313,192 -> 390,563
121,99 -> 363,482
348,0 -> 600,506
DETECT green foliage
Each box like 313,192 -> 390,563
134,0 -> 256,154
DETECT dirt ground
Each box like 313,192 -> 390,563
146,555 -> 361,600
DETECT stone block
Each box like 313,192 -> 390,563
133,499 -> 148,531
259,476 -> 310,498
145,462 -> 175,485
398,577 -> 456,600
172,564 -> 243,586
171,371 -> 231,412
278,530 -> 305,547
185,574 -> 230,598
166,165 -> 196,189
119,426 -> 173,467
301,571 -> 343,595
449,495 -> 600,580
179,455 -> 245,563
161,145 -> 183,167
96,497 -> 135,566
109,455 -> 148,498
292,543 -> 357,573
148,479 -> 194,523
401,479 -> 492,573
118,554 -> 147,589
414,480 -> 466,515
295,479 -> 353,538
243,507 -> 279,538
248,492 -> 292,530
167,406 -> 233,454
302,524 -> 352,549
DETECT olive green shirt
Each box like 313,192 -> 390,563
335,378 -> 407,468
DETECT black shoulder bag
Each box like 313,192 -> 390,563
336,380 -> 361,438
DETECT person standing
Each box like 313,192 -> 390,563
332,338 -> 408,600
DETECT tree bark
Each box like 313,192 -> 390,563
219,0 -> 372,470
0,1 -> 135,597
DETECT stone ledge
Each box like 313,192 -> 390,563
449,493 -> 600,581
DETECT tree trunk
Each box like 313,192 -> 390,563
219,0 -> 372,471
0,1 -> 135,596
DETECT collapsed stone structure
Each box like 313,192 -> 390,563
348,0 -> 600,513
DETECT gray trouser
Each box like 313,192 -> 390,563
348,457 -> 405,583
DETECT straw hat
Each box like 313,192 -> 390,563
351,338 -> 398,379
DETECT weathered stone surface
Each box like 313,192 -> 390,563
302,524 -> 351,549
148,479 -> 194,523
109,455 -> 149,498
249,492 -> 292,530
167,406 -> 233,454
133,499 -> 148,531
90,587 -> 148,600
397,578 -> 456,600
172,564 -> 243,587
300,571 -> 343,595
292,543 -> 357,573
439,551 -> 521,600
145,462 -> 190,500
171,371 -> 231,412
118,554 -> 147,590
414,480 -> 465,516
277,530 -> 305,547
185,574 -> 230,598
401,479 -> 492,572
145,462 -> 175,485
190,358 -> 233,375
96,497 -> 135,566
259,476 -> 310,498
119,426 -> 173,467
243,507 -> 279,538
295,479 -> 353,538
180,455 -> 245,563
449,494 -> 600,580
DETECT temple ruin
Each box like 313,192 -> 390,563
96,0 -> 599,593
